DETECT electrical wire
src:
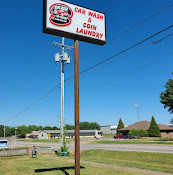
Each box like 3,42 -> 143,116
104,0 -> 118,12
80,32 -> 173,78
108,2 -> 173,44
13,45 -> 53,91
108,0 -> 134,19
88,0 -> 96,6
79,25 -> 173,76
2,25 -> 173,124
2,83 -> 61,124
91,52 -> 173,91
81,2 -> 173,57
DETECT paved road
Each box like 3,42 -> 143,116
17,141 -> 173,153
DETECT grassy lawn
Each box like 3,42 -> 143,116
80,149 -> 173,174
102,134 -> 115,138
90,137 -> 173,145
0,153 -> 143,175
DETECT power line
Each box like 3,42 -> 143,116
108,0 -> 134,19
64,26 -> 173,84
88,0 -> 96,6
80,32 -> 173,78
2,83 -> 61,124
79,25 -> 173,76
91,52 -> 173,91
81,2 -> 173,57
104,0 -> 118,12
108,2 -> 173,43
13,45 -> 53,90
3,26 -> 173,124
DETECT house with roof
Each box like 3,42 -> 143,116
25,131 -> 41,139
26,130 -> 103,139
118,121 -> 173,137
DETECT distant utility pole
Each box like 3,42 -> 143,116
3,126 -> 5,138
53,37 -> 73,148
15,127 -> 17,138
135,104 -> 139,122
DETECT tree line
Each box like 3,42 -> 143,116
0,122 -> 100,138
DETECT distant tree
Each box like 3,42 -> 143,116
17,125 -> 29,138
52,126 -> 60,130
0,125 -> 4,137
5,126 -> 14,137
38,125 -> 43,131
28,125 -> 39,133
80,122 -> 90,130
90,122 -> 100,130
64,124 -> 74,130
160,72 -> 173,114
117,118 -> 124,134
80,122 -> 100,130
129,128 -> 139,136
138,129 -> 148,137
43,126 -> 52,130
148,116 -> 161,137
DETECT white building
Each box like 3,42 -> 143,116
26,130 -> 103,139
100,125 -> 118,134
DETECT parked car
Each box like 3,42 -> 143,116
113,134 -> 124,139
123,135 -> 141,139
123,135 -> 131,139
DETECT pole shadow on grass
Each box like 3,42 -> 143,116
35,166 -> 85,175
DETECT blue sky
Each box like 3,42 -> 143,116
0,0 -> 173,128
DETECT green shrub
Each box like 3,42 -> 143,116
60,146 -> 69,152
138,129 -> 148,137
129,128 -> 139,136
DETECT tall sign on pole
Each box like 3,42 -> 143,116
43,0 -> 106,174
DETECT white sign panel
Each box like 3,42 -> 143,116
43,0 -> 106,45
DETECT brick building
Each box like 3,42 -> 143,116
118,121 -> 173,137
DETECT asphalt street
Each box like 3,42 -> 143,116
17,140 -> 173,153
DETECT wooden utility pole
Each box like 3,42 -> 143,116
74,38 -> 80,175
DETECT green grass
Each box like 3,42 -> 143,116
90,139 -> 173,145
39,147 -> 51,149
0,153 -> 143,175
102,134 -> 115,138
80,149 -> 173,174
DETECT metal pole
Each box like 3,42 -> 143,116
74,38 -> 80,175
137,106 -> 139,122
60,37 -> 65,148
4,126 -> 5,138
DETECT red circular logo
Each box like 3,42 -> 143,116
49,3 -> 73,27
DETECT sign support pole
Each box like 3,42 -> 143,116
74,38 -> 80,175
60,37 -> 65,148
